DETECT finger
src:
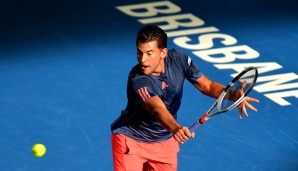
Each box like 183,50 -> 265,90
174,134 -> 185,144
246,97 -> 259,103
181,131 -> 190,141
183,127 -> 192,138
173,134 -> 180,143
180,134 -> 189,141
176,130 -> 189,142
191,132 -> 195,138
242,105 -> 248,117
238,106 -> 243,119
240,80 -> 247,89
245,101 -> 258,112
238,100 -> 246,119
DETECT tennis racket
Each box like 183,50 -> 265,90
189,66 -> 258,132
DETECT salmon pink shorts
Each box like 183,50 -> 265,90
111,133 -> 180,171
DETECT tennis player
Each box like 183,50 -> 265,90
111,25 -> 259,171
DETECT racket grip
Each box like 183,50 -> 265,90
189,122 -> 202,133
189,114 -> 208,132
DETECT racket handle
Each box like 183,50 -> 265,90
189,122 -> 202,133
189,113 -> 208,132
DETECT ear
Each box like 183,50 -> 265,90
160,48 -> 168,59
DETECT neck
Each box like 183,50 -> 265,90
151,60 -> 165,76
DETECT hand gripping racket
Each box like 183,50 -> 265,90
189,66 -> 258,132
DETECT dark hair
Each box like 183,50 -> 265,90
136,25 -> 168,49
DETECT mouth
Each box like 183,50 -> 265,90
140,65 -> 149,70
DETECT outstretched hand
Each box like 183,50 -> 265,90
235,81 -> 259,119
238,96 -> 259,119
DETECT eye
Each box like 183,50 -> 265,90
147,52 -> 153,56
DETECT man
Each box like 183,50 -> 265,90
111,25 -> 259,171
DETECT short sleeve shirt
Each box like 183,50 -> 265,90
111,48 -> 202,142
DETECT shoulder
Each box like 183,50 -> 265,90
129,65 -> 147,80
167,48 -> 187,60
166,48 -> 190,65
128,65 -> 156,87
166,48 -> 192,68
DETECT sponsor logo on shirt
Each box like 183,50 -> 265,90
188,56 -> 192,65
138,87 -> 151,101
162,81 -> 169,90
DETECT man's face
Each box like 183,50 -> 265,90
137,40 -> 167,76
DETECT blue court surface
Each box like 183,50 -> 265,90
1,0 -> 298,170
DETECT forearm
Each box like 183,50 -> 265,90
143,96 -> 181,134
193,75 -> 225,99
207,81 -> 225,98
144,96 -> 194,144
151,106 -> 181,134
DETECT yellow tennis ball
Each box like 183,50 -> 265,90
32,144 -> 46,157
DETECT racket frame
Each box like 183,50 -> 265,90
189,67 -> 258,132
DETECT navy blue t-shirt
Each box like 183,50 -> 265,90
111,48 -> 202,142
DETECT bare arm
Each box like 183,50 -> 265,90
143,96 -> 194,144
192,75 -> 225,99
192,75 -> 259,119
